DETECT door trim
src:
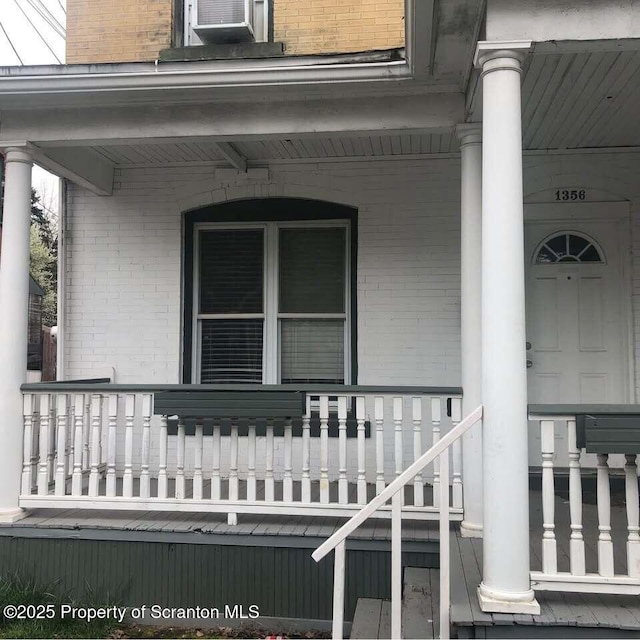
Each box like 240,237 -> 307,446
524,203 -> 634,403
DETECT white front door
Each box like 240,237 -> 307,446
525,215 -> 630,465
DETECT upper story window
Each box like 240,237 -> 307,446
184,0 -> 269,46
534,232 -> 604,265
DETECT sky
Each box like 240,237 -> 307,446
0,0 -> 67,217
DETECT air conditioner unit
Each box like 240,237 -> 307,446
194,0 -> 255,44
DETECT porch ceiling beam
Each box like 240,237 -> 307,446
33,146 -> 114,196
215,142 -> 247,172
0,93 -> 464,147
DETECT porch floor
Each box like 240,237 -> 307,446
451,488 -> 640,638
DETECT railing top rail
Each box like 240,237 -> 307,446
21,383 -> 463,395
529,404 -> 640,417
312,405 -> 483,563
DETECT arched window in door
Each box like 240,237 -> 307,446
534,232 -> 604,265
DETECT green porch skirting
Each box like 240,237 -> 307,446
0,536 -> 436,622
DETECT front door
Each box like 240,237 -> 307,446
525,216 -> 630,465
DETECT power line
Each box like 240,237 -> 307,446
13,0 -> 62,64
57,0 -> 66,15
24,0 -> 65,39
0,18 -> 24,65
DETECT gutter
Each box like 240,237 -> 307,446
0,59 -> 411,97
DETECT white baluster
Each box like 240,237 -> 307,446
439,448 -> 451,640
211,421 -> 221,500
541,420 -> 558,574
375,396 -> 385,494
320,396 -> 330,504
123,394 -> 135,498
37,394 -> 51,495
54,395 -> 68,495
47,396 -> 56,483
30,398 -> 40,493
265,422 -> 275,502
21,394 -> 34,496
140,394 -> 152,499
356,397 -> 367,505
82,395 -> 91,472
301,397 -> 311,503
431,397 -> 442,507
193,419 -> 203,501
567,419 -> 586,575
391,491 -> 402,640
71,394 -> 84,496
247,423 -> 257,501
596,453 -> 614,577
393,398 -> 403,506
338,397 -> 348,504
451,398 -> 463,510
625,454 -> 640,577
175,417 -> 186,499
158,414 -> 168,499
88,395 -> 102,497
332,540 -> 346,640
229,422 -> 239,502
412,397 -> 424,507
105,395 -> 118,497
284,419 -> 293,503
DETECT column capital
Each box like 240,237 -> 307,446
474,40 -> 532,73
456,123 -> 482,147
1,143 -> 35,165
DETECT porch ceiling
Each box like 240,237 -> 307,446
91,133 -> 457,167
469,48 -> 640,150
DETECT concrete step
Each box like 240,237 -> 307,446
402,567 -> 438,639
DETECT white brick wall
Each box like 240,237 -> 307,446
62,152 -> 640,481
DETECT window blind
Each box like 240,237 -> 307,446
199,229 -> 264,314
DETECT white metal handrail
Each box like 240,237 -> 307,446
312,404 -> 483,640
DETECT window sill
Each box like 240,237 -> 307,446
160,42 -> 285,63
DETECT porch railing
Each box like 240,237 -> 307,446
529,406 -> 640,595
20,383 -> 463,521
312,405 -> 483,640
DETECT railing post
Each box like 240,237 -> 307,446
71,394 -> 84,496
332,541 -> 346,640
431,397 -> 441,507
391,491 -> 402,639
140,394 -> 152,499
301,397 -> 311,503
439,449 -> 451,640
21,394 -> 34,497
596,453 -> 614,577
567,418 -> 586,575
375,397 -> 385,494
625,454 -> 640,577
123,394 -> 135,498
338,397 -> 348,505
540,420 -> 557,575
356,397 -> 367,505
88,394 -> 102,497
412,397 -> 424,507
320,396 -> 330,504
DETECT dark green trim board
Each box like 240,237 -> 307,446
0,537 -> 435,623
181,198 -> 359,386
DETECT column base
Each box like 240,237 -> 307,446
460,520 -> 483,538
0,508 -> 27,524
478,583 -> 540,615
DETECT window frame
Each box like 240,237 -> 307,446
184,202 -> 356,385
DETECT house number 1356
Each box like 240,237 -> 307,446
555,189 -> 586,201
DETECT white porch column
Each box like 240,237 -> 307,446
456,124 -> 483,538
475,42 -> 540,614
0,145 -> 34,522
